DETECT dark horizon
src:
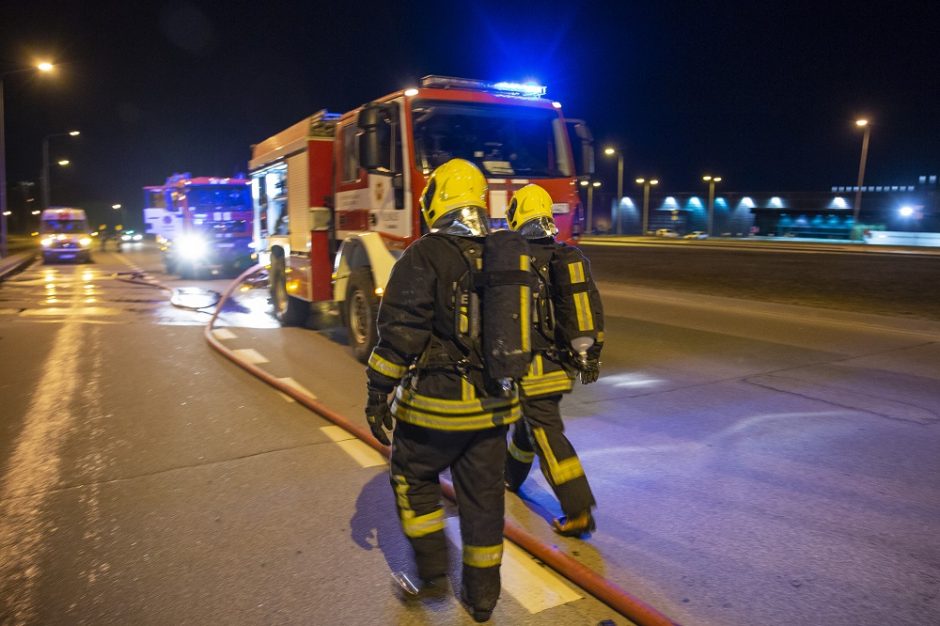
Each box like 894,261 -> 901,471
3,0 -> 938,226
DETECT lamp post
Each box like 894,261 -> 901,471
702,175 -> 722,236
604,146 -> 624,234
42,130 -> 80,209
635,177 -> 659,235
1,61 -> 56,257
853,119 -> 871,227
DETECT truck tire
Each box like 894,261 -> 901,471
345,267 -> 379,363
270,246 -> 307,326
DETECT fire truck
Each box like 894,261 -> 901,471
248,76 -> 595,361
143,174 -> 253,277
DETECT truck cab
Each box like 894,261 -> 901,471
249,76 -> 596,361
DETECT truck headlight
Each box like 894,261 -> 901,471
79,237 -> 92,247
177,234 -> 208,260
41,237 -> 54,247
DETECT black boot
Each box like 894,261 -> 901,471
552,509 -> 596,537
461,567 -> 500,622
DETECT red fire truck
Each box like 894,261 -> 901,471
249,76 -> 595,361
144,174 -> 254,277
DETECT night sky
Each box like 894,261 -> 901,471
3,0 -> 938,226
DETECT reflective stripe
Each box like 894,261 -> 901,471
596,331 -> 605,343
520,254 -> 530,352
461,376 -> 476,401
393,473 -> 446,537
395,386 -> 516,415
368,352 -> 407,379
508,439 -> 535,463
393,474 -> 411,512
573,292 -> 594,331
393,402 -> 521,431
402,508 -> 445,538
521,369 -> 573,396
567,261 -> 585,284
527,353 -> 544,377
463,543 -> 503,568
531,427 -> 585,485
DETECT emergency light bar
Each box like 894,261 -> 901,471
420,75 -> 547,97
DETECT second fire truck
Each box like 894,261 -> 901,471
249,76 -> 595,361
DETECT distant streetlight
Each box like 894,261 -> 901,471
1,60 -> 56,256
603,146 -> 625,234
702,175 -> 723,236
112,204 -> 122,210
853,118 -> 872,227
636,177 -> 659,235
42,130 -> 80,209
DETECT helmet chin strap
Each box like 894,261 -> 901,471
431,206 -> 491,237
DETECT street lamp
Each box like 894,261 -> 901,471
604,146 -> 625,233
853,118 -> 871,227
42,130 -> 80,209
635,177 -> 659,235
1,60 -> 56,256
702,175 -> 723,236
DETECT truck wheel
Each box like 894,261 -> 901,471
346,267 -> 379,363
270,246 -> 307,326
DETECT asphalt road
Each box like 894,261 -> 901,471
1,241 -> 939,625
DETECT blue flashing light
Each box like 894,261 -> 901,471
899,205 -> 914,217
491,81 -> 547,97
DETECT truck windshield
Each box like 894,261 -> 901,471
41,219 -> 88,234
186,185 -> 250,208
411,100 -> 572,177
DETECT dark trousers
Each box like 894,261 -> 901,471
505,394 -> 596,517
390,422 -> 508,609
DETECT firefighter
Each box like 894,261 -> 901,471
365,158 -> 524,623
503,183 -> 604,537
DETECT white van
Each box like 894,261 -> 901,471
40,207 -> 94,263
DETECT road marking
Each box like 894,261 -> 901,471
211,328 -> 238,340
319,426 -> 387,467
274,376 -> 317,403
19,306 -> 121,317
231,348 -> 269,364
443,518 -> 581,613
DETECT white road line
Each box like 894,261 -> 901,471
444,518 -> 581,613
231,348 -> 269,364
211,328 -> 237,340
319,426 -> 387,468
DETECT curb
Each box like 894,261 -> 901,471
0,251 -> 37,281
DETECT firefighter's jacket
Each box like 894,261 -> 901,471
520,238 -> 605,399
367,233 -> 521,431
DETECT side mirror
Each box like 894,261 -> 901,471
357,104 -> 380,171
566,119 -> 595,177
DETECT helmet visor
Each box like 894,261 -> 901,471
518,216 -> 559,239
431,206 -> 491,237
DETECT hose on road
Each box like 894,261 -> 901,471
205,264 -> 680,626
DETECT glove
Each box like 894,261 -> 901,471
578,358 -> 600,385
365,390 -> 394,446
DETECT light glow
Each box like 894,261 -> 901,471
177,234 -> 208,260
69,130 -> 80,136
551,101 -> 562,109
635,178 -> 645,184
604,147 -> 616,156
650,179 -> 659,185
491,81 -> 547,97
404,88 -> 419,97
855,119 -> 869,127
37,61 -> 54,72
899,205 -> 914,217
57,159 -> 70,166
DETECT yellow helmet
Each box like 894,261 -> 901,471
419,158 -> 488,228
506,184 -> 558,238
